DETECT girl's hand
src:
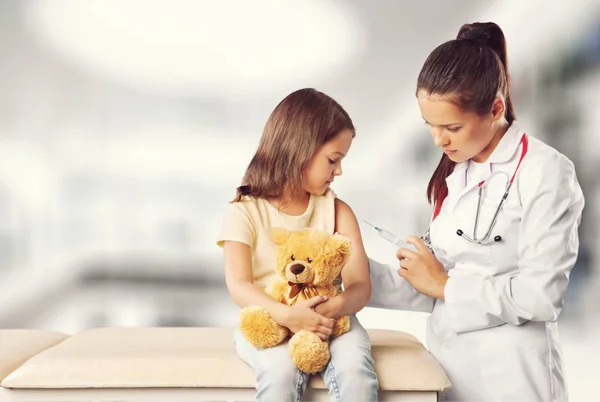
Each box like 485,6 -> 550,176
314,295 -> 343,319
279,295 -> 335,341
396,236 -> 448,299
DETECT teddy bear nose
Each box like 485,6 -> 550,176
290,264 -> 305,275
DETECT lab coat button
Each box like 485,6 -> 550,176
443,342 -> 449,349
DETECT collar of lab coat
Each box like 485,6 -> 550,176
444,121 -> 524,212
487,120 -> 524,164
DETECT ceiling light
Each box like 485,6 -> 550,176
24,0 -> 364,96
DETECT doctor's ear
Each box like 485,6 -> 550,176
490,97 -> 506,122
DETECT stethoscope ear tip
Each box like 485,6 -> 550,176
456,229 -> 463,236
494,235 -> 502,242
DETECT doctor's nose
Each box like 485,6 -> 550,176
433,131 -> 449,147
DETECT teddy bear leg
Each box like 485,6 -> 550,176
331,314 -> 351,338
288,330 -> 330,374
239,306 -> 289,349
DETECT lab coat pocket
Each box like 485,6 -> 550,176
454,199 -> 496,272
477,322 -> 551,401
480,190 -> 522,275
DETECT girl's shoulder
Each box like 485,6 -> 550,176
226,195 -> 270,218
311,188 -> 337,212
316,187 -> 337,202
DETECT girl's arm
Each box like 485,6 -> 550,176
315,198 -> 371,318
223,240 -> 290,320
222,240 -> 335,340
219,202 -> 335,338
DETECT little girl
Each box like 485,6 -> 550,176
217,88 -> 378,402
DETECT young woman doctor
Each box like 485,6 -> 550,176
368,22 -> 585,401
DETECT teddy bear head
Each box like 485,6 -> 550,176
269,227 -> 352,287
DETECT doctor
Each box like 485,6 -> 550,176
368,22 -> 585,401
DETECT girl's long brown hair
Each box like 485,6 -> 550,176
233,88 -> 355,202
417,22 -> 517,211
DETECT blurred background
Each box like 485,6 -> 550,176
0,0 -> 598,399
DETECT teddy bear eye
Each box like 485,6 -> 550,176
290,255 -> 295,261
307,258 -> 313,263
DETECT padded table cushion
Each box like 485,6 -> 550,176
2,327 -> 450,391
0,330 -> 69,382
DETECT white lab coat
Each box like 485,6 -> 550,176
368,121 -> 585,401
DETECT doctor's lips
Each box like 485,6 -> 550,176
443,149 -> 457,155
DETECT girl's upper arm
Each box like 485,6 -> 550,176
217,202 -> 256,285
223,241 -> 254,285
334,198 -> 370,286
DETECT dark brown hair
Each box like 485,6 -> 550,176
417,22 -> 516,209
233,88 -> 355,202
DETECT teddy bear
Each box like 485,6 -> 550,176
238,227 -> 352,374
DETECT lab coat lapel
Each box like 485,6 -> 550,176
488,121 -> 524,164
447,122 -> 524,215
444,162 -> 468,213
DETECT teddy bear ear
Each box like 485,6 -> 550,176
270,227 -> 291,245
331,233 -> 352,261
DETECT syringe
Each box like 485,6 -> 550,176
363,221 -> 405,248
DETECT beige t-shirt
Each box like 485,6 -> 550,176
216,189 -> 337,289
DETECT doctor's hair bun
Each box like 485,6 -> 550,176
457,22 -> 507,69
458,24 -> 491,41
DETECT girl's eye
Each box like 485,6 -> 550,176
328,158 -> 336,164
290,255 -> 295,261
307,258 -> 312,263
447,126 -> 461,133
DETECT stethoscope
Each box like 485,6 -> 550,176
456,133 -> 529,245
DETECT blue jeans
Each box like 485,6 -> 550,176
234,315 -> 379,402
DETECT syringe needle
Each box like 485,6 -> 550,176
363,220 -> 378,230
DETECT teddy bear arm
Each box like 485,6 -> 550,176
239,279 -> 290,349
264,277 -> 289,302
332,314 -> 351,338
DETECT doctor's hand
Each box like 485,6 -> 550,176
396,236 -> 448,300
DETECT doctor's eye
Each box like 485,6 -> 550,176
447,126 -> 462,133
290,255 -> 295,261
327,158 -> 336,165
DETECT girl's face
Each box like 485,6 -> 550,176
417,91 -> 505,163
303,129 -> 354,195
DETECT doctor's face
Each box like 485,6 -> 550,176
417,91 -> 500,163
